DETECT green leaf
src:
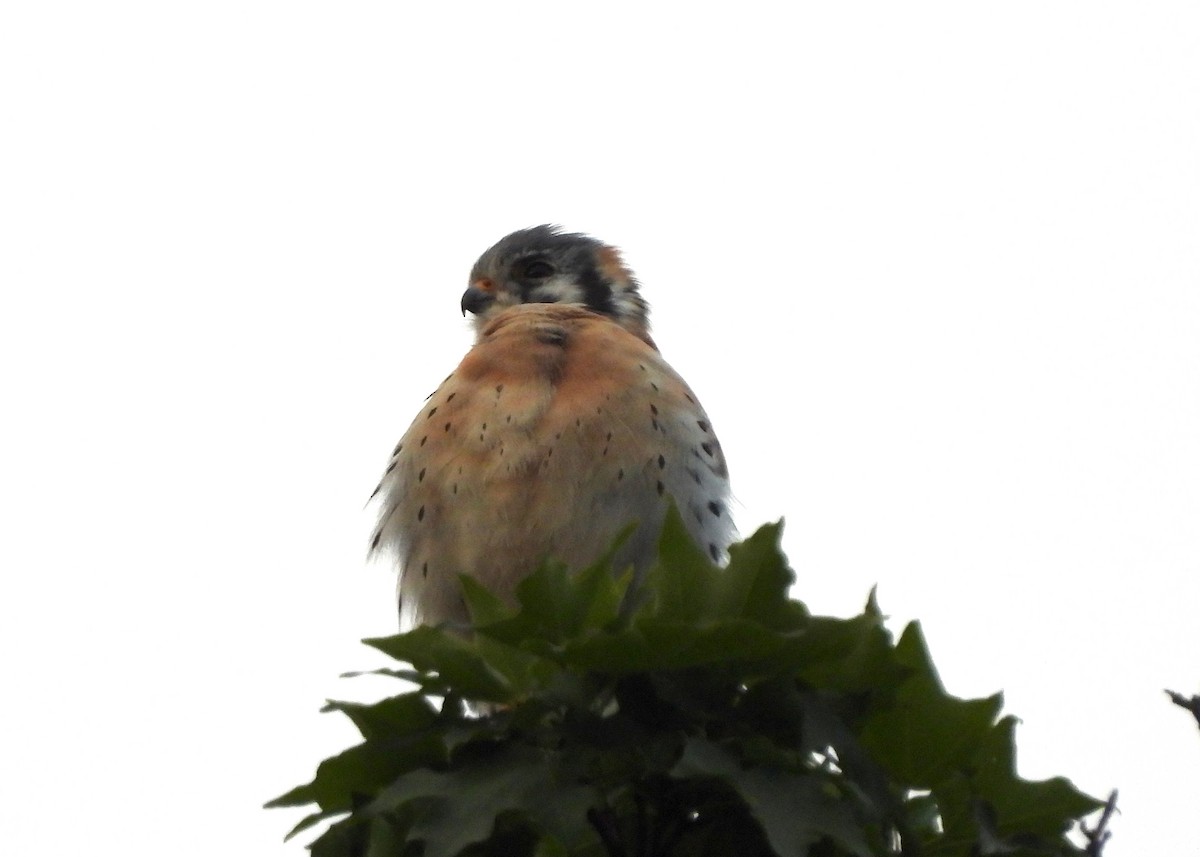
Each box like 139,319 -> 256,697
481,555 -> 629,648
266,733 -> 447,814
716,521 -> 806,630
562,618 -> 783,673
457,577 -> 565,698
366,743 -> 598,857
903,792 -> 941,837
672,737 -> 872,857
922,776 -> 977,856
860,676 -> 1003,788
647,504 -> 722,623
921,719 -> 1104,855
322,693 -> 438,741
340,667 -> 426,682
366,627 -> 515,703
283,808 -> 345,842
308,814 -> 370,857
736,681 -> 899,827
894,621 -> 941,686
973,717 -> 1104,838
460,575 -> 516,626
776,613 -> 902,692
363,814 -> 417,857
273,517 -> 1106,856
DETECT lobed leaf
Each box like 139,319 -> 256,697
365,743 -> 597,857
321,693 -> 438,742
860,676 -> 1004,788
272,517 -> 1107,856
672,737 -> 873,857
365,627 -> 514,703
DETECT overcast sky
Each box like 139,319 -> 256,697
2,3 -> 1198,855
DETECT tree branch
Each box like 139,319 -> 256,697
1165,689 -> 1200,731
1081,790 -> 1118,857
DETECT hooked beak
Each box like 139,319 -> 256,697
461,278 -> 496,316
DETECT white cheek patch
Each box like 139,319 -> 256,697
609,285 -> 647,323
530,276 -> 584,305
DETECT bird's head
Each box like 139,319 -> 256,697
462,225 -> 651,343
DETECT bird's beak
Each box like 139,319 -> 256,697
461,279 -> 496,316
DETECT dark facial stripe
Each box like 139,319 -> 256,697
576,259 -> 616,317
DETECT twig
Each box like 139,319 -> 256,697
1165,689 -> 1200,730
1081,790 -> 1118,857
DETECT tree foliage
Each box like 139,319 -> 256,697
269,511 -> 1105,856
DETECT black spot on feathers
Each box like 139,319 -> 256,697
537,326 -> 568,346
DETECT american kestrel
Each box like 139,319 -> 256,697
370,226 -> 732,628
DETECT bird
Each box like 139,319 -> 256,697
369,225 -> 732,629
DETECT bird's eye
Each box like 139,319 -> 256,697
522,260 -> 555,279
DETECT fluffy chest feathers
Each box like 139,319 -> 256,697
371,304 -> 731,628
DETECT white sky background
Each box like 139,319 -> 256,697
2,2 -> 1197,854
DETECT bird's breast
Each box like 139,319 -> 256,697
371,304 -> 732,627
